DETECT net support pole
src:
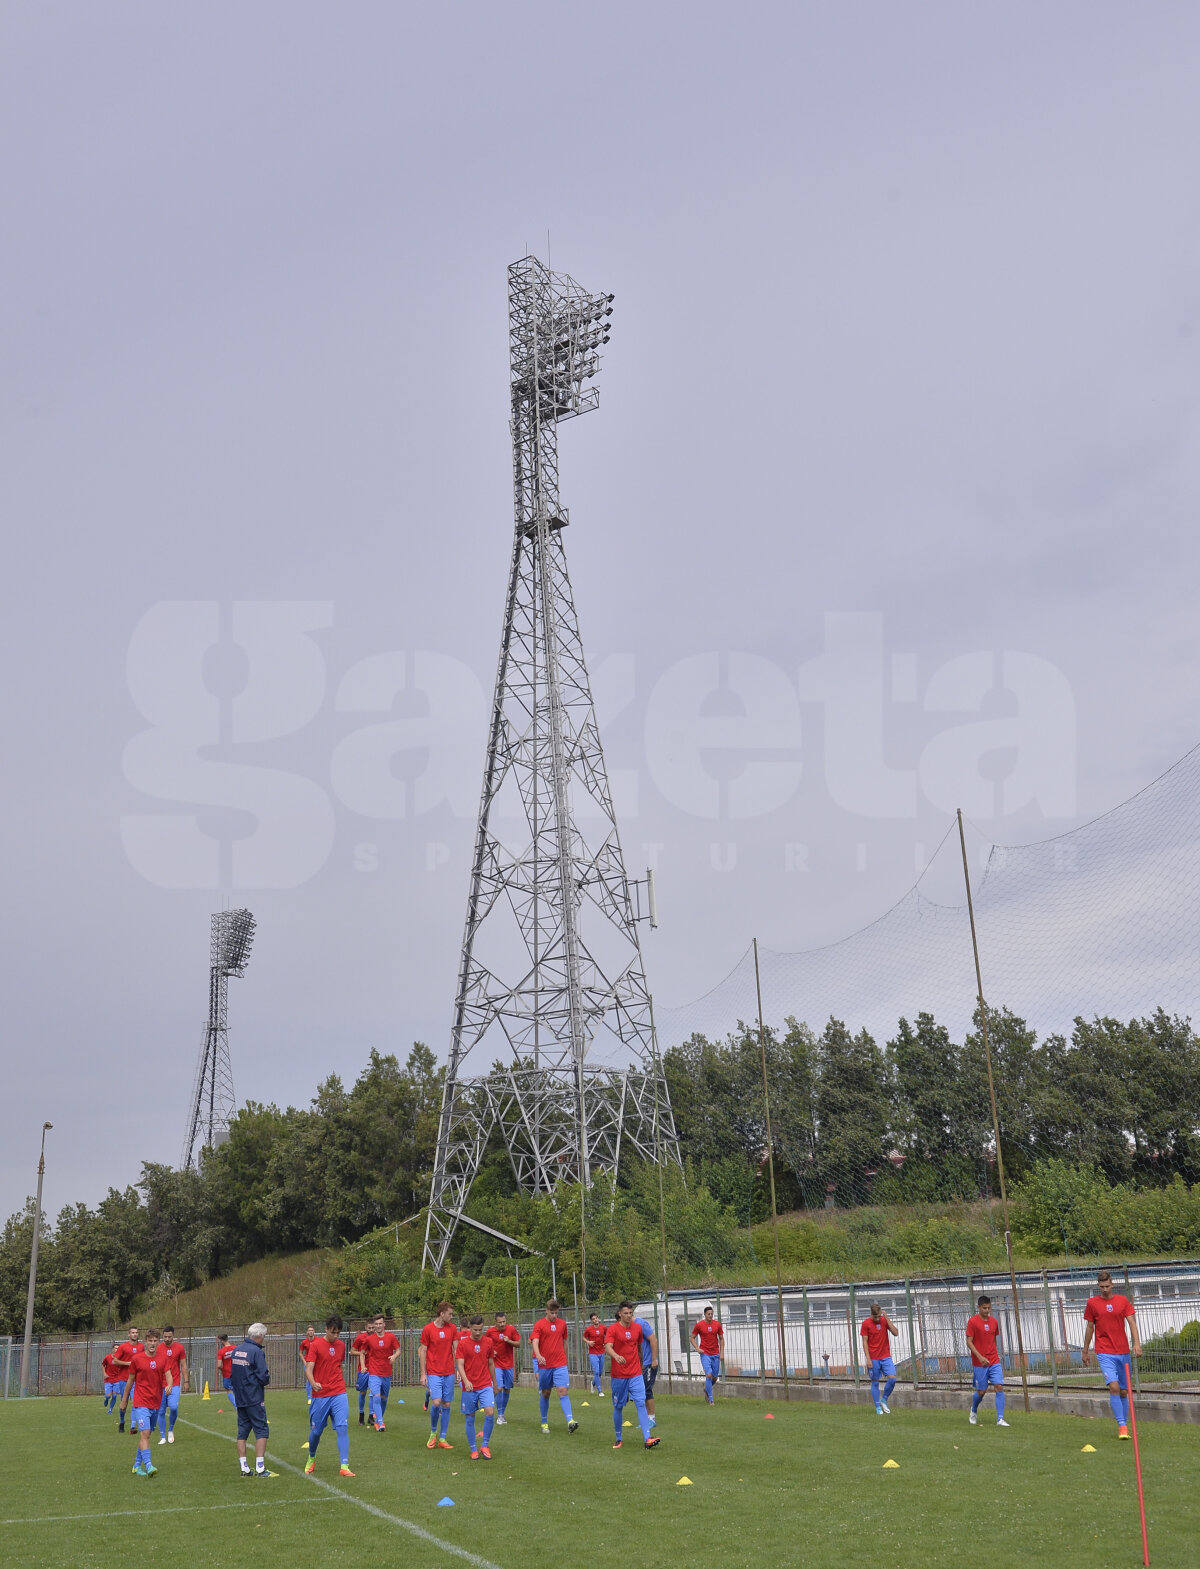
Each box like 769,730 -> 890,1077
802,1285 -> 814,1382
905,1278 -> 919,1390
956,808 -> 1031,1414
1041,1270 -> 1059,1396
753,938 -> 789,1400
646,1004 -> 674,1397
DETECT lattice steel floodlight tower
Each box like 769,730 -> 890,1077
423,257 -> 679,1273
181,908 -> 256,1169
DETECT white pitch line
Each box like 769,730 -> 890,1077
181,1417 -> 504,1569
3,1498 -> 335,1526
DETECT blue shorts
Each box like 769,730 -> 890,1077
643,1363 -> 658,1395
494,1366 -> 514,1390
236,1401 -> 269,1441
356,1370 -> 370,1393
589,1353 -> 605,1379
460,1385 -> 495,1414
537,1364 -> 570,1392
159,1386 -> 180,1411
611,1374 -> 647,1407
368,1373 -> 391,1399
973,1362 -> 1004,1390
870,1357 -> 897,1380
426,1373 -> 456,1403
130,1406 -> 155,1432
700,1353 -> 720,1379
103,1381 -> 116,1397
1097,1352 -> 1130,1389
309,1391 -> 349,1433
222,1377 -> 233,1392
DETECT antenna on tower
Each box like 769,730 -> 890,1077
181,908 -> 256,1169
423,258 -> 679,1274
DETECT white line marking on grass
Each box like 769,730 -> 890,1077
3,1499 -> 334,1526
181,1418 -> 504,1569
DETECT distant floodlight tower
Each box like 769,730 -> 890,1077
423,256 -> 679,1274
181,909 -> 256,1169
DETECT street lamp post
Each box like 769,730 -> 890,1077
18,1122 -> 53,1399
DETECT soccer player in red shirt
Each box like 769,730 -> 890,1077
303,1314 -> 355,1476
420,1301 -> 459,1448
217,1334 -> 235,1398
112,1328 -> 143,1433
965,1295 -> 1008,1427
155,1326 -> 187,1445
583,1311 -> 607,1394
457,1315 -> 497,1459
605,1302 -> 660,1449
352,1323 -> 373,1426
119,1328 -> 172,1476
487,1312 -> 521,1424
102,1347 -> 121,1412
364,1313 -> 401,1432
299,1325 -> 317,1403
1082,1269 -> 1142,1438
531,1298 -> 578,1435
690,1307 -> 724,1404
860,1302 -> 899,1415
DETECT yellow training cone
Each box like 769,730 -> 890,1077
582,1401 -> 590,1407
677,1477 -> 693,1486
883,1459 -> 900,1469
201,1381 -> 210,1400
623,1420 -> 633,1428
1081,1444 -> 1096,1452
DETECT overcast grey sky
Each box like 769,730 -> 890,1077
4,2 -> 1200,1224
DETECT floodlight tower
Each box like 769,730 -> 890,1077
181,908 -> 256,1169
423,257 -> 679,1274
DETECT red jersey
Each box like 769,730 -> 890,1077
352,1331 -> 371,1369
421,1320 -> 458,1377
307,1336 -> 347,1395
1085,1294 -> 1136,1355
365,1331 -> 400,1378
128,1350 -> 169,1408
159,1341 -> 186,1390
583,1323 -> 607,1356
299,1337 -> 314,1364
487,1324 -> 520,1370
966,1314 -> 1000,1366
531,1316 -> 569,1369
218,1345 -> 234,1380
456,1331 -> 494,1389
692,1319 -> 723,1356
861,1316 -> 893,1360
114,1340 -> 143,1369
605,1319 -> 646,1377
102,1353 -> 119,1382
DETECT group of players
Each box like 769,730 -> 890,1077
100,1269 -> 1142,1481
857,1268 -> 1143,1436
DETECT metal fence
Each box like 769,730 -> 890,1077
6,1261 -> 1200,1398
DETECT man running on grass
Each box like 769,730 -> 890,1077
352,1321 -> 372,1426
120,1329 -> 171,1477
365,1312 -> 401,1432
217,1334 -> 235,1398
487,1312 -> 521,1425
420,1301 -> 458,1449
691,1307 -> 724,1404
1082,1269 -> 1142,1439
111,1328 -> 142,1433
230,1323 -> 272,1477
155,1327 -> 187,1445
102,1345 -> 121,1412
299,1325 -> 317,1403
457,1315 -> 497,1460
584,1312 -> 607,1395
531,1298 -> 578,1436
860,1301 -> 899,1415
303,1315 -> 355,1476
966,1295 -> 1009,1427
606,1302 -> 660,1450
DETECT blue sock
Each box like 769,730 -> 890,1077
482,1409 -> 494,1444
971,1391 -> 983,1413
705,1375 -> 713,1399
995,1390 -> 1005,1420
539,1393 -> 550,1423
634,1396 -> 651,1442
1121,1393 -> 1130,1425
336,1424 -> 349,1465
559,1392 -> 573,1422
169,1407 -> 178,1432
465,1413 -> 477,1450
439,1403 -> 451,1437
359,1391 -> 366,1414
614,1402 -> 624,1440
884,1377 -> 896,1402
430,1404 -> 439,1434
308,1425 -> 321,1455
371,1395 -> 383,1425
1109,1391 -> 1124,1423
871,1377 -> 881,1407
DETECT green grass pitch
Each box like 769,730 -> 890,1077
3,1387 -> 1198,1568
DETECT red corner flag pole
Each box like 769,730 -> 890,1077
1126,1366 -> 1150,1568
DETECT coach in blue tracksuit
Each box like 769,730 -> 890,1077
230,1323 -> 272,1478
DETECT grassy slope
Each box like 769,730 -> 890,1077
2,1385 -> 1196,1567
137,1251 -> 333,1328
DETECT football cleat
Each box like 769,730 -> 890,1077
167,1431 -> 175,1444
437,1439 -> 454,1450
644,1436 -> 661,1449
304,1458 -> 316,1474
339,1465 -> 356,1477
568,1420 -> 579,1434
540,1423 -> 550,1435
426,1435 -> 438,1449
612,1440 -> 623,1449
143,1462 -> 158,1476
997,1418 -> 1010,1427
470,1450 -> 480,1461
880,1402 -> 891,1414
969,1410 -> 978,1424
480,1445 -> 492,1459
1118,1426 -> 1130,1440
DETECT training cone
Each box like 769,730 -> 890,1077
437,1497 -> 455,1507
1081,1444 -> 1097,1452
677,1477 -> 693,1487
201,1382 -> 210,1400
764,1413 -> 774,1420
883,1459 -> 900,1469
582,1401 -> 590,1407
622,1420 -> 633,1428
